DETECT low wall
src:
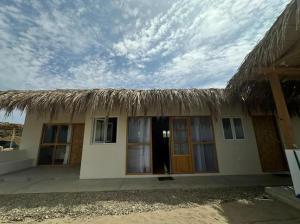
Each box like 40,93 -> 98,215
0,150 -> 30,162
285,149 -> 300,196
0,150 -> 34,175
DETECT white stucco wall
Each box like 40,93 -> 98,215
213,106 -> 263,175
0,150 -> 34,175
291,116 -> 300,148
79,113 -> 127,178
19,112 -> 85,165
20,104 -> 284,179
79,105 -> 263,179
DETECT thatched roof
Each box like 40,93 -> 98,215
227,0 -> 300,90
226,0 -> 300,115
0,122 -> 23,130
0,89 -> 226,117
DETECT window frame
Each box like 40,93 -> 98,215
91,117 -> 118,144
221,117 -> 245,140
38,124 -> 71,166
126,116 -> 152,175
190,116 -> 219,173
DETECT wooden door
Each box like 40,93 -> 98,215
252,116 -> 288,172
170,118 -> 193,173
69,124 -> 85,166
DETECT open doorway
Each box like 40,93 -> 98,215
152,117 -> 170,174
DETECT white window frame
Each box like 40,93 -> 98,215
222,117 -> 245,140
92,117 -> 117,144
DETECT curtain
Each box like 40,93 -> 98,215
63,145 -> 70,165
193,144 -> 206,171
191,117 -> 213,142
127,117 -> 151,173
194,144 -> 216,172
128,118 -> 150,143
192,117 -> 217,172
95,119 -> 105,142
127,145 -> 150,173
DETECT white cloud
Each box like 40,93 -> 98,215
0,0 -> 291,93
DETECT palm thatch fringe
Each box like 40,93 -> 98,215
227,0 -> 300,95
0,89 -> 227,118
228,80 -> 300,117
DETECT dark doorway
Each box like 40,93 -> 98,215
152,117 -> 170,174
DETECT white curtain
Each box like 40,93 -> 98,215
127,117 -> 151,173
128,118 -> 150,143
193,145 -> 207,172
192,117 -> 216,172
127,145 -> 150,173
191,117 -> 213,142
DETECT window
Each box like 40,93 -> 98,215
127,117 -> 151,174
38,124 -> 70,165
222,118 -> 245,140
93,117 -> 117,143
172,118 -> 189,155
191,117 -> 218,172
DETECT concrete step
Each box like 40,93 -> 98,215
266,186 -> 300,211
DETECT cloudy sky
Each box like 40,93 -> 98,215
0,0 -> 290,123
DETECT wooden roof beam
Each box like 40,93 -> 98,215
268,74 -> 296,149
259,67 -> 300,77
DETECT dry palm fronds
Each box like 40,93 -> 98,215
0,88 -> 227,117
227,0 -> 300,96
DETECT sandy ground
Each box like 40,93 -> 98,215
1,188 -> 300,224
35,200 -> 300,224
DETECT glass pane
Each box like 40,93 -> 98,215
95,119 -> 105,142
174,130 -> 187,142
57,125 -> 68,143
38,146 -> 54,165
191,117 -> 213,142
174,143 -> 189,155
193,144 -> 217,172
128,117 -> 150,143
233,118 -> 244,139
222,118 -> 233,139
127,145 -> 151,173
173,119 -> 188,143
106,123 -> 113,142
106,118 -> 117,143
43,125 -> 57,143
173,119 -> 187,129
54,145 -> 67,165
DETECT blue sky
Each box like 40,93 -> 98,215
0,0 -> 290,123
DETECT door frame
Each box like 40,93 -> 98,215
169,117 -> 194,174
69,123 -> 85,166
169,116 -> 219,174
125,116 -> 153,175
252,115 -> 288,172
125,116 -> 219,175
37,123 -> 83,167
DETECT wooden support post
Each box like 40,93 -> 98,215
9,128 -> 15,149
269,74 -> 295,149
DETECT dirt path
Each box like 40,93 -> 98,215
1,188 -> 300,224
37,200 -> 300,224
